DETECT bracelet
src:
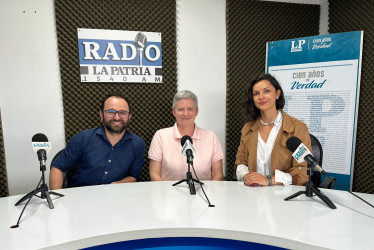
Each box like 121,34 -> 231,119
267,175 -> 272,186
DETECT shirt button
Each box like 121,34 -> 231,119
105,171 -> 108,174
108,160 -> 111,163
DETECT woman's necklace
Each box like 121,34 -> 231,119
260,116 -> 277,126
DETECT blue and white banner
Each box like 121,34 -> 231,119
266,31 -> 363,190
78,28 -> 162,83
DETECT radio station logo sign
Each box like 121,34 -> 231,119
78,28 -> 162,83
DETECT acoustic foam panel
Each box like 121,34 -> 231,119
329,0 -> 374,194
0,111 -> 9,197
55,0 -> 177,181
226,0 -> 320,180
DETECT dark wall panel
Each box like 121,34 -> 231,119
0,110 -> 9,197
226,0 -> 320,180
55,0 -> 177,181
329,0 -> 374,193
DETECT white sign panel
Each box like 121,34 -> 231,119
266,31 -> 363,190
77,28 -> 162,83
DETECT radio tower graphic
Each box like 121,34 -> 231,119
134,32 -> 147,66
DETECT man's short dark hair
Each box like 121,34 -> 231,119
100,92 -> 132,114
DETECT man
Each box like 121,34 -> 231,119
49,92 -> 145,189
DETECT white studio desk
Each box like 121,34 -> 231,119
1,181 -> 374,250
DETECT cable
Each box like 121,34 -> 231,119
322,174 -> 374,209
11,176 -> 43,228
191,163 -> 215,207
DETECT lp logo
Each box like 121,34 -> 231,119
291,40 -> 306,52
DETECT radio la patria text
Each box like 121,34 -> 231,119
92,66 -> 152,76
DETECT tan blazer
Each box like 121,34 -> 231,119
235,110 -> 310,185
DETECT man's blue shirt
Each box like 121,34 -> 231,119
52,126 -> 145,187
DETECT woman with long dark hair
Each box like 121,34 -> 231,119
235,74 -> 310,187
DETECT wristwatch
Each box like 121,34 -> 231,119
267,175 -> 272,186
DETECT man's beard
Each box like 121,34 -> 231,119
103,117 -> 129,135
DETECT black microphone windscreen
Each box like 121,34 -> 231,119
181,135 -> 193,147
32,133 -> 48,142
286,136 -> 302,152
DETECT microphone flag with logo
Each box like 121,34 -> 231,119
32,133 -> 52,167
181,135 -> 195,164
286,136 -> 325,175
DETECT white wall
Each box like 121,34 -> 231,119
0,0 -> 65,195
319,0 -> 329,35
0,0 -> 327,195
176,0 -> 227,173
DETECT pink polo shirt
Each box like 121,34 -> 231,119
148,123 -> 224,181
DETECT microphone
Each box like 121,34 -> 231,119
181,135 -> 195,164
286,136 -> 326,175
180,135 -> 196,195
285,136 -> 374,210
134,32 -> 147,66
32,133 -> 52,167
174,136 -> 213,205
12,133 -> 63,224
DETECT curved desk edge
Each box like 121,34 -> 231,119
41,227 -> 330,250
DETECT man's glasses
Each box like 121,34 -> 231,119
104,110 -> 130,119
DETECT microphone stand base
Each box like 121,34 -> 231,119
15,184 -> 64,209
284,182 -> 336,209
172,172 -> 204,195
